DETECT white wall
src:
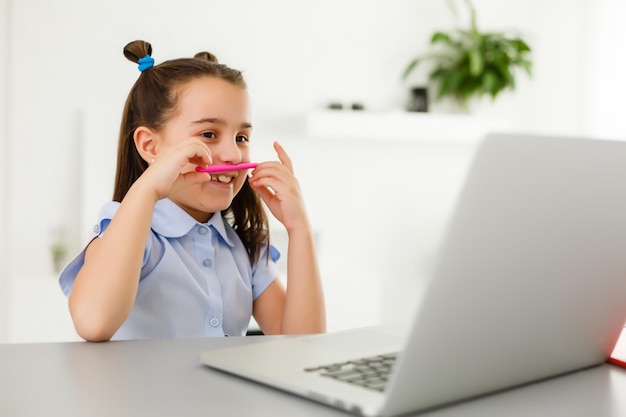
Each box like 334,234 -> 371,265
583,0 -> 626,139
7,0 -> 432,276
0,0 -> 10,342
7,0 -> 596,273
4,0 -> 620,340
469,0 -> 592,136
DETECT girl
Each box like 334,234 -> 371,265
59,40 -> 326,342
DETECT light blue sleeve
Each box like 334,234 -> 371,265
58,202 -> 153,297
250,244 -> 281,300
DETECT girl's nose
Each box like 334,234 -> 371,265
215,139 -> 243,164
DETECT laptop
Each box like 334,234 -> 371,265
199,133 -> 626,417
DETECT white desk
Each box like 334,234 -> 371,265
1,336 -> 625,417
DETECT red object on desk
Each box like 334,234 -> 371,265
609,325 -> 626,368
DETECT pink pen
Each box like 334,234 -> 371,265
195,162 -> 258,173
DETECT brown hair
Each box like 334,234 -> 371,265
114,40 -> 269,264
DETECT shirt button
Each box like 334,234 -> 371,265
203,258 -> 212,267
93,224 -> 100,234
198,226 -> 208,235
209,317 -> 220,327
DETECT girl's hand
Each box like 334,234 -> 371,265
248,142 -> 309,232
139,137 -> 213,201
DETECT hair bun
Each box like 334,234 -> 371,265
194,51 -> 219,63
123,40 -> 153,64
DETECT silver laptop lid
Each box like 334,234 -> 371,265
382,133 -> 626,416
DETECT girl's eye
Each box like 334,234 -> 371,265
236,134 -> 249,143
200,131 -> 216,140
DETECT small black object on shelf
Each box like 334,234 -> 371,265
407,87 -> 428,112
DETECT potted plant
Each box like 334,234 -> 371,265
402,0 -> 532,111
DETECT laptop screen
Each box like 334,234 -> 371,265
609,325 -> 626,367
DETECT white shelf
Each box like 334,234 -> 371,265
306,109 -> 510,144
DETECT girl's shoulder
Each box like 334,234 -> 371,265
99,201 -> 122,217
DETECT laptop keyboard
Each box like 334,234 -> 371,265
304,352 -> 397,392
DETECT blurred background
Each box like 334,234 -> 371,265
1,0 -> 625,342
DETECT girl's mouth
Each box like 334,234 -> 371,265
211,174 -> 234,184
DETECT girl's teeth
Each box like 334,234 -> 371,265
209,175 -> 233,183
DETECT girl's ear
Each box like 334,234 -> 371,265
134,126 -> 158,163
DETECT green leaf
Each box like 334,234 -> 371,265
510,38 -> 531,53
481,70 -> 499,96
468,48 -> 483,76
431,31 -> 452,45
402,58 -> 421,80
519,59 -> 532,76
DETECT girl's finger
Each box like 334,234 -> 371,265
188,140 -> 212,167
273,141 -> 294,174
250,182 -> 275,202
248,175 -> 281,196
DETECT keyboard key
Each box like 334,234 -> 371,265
304,353 -> 398,392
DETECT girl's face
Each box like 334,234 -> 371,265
158,76 -> 251,222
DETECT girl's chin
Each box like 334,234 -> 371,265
198,200 -> 232,213
173,198 -> 233,220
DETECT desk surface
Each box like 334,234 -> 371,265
1,336 -> 625,417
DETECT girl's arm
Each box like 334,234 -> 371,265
283,220 -> 326,333
68,138 -> 212,342
249,142 -> 326,334
68,179 -> 158,342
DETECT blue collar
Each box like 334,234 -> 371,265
152,199 -> 235,247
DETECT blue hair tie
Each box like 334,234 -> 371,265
138,55 -> 155,72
